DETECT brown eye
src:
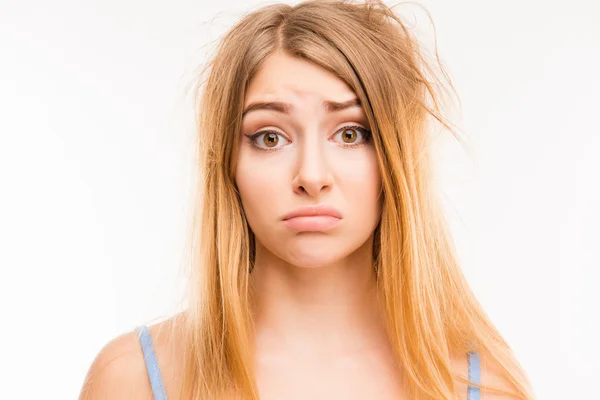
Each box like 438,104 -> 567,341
333,125 -> 372,147
263,132 -> 279,147
246,130 -> 290,152
342,128 -> 357,143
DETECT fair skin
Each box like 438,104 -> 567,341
237,51 -> 396,399
79,53 -> 519,399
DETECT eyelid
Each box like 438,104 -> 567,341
245,124 -> 371,152
245,129 -> 290,152
332,125 -> 371,146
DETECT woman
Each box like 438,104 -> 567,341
80,0 -> 534,399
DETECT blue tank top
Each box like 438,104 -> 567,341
135,325 -> 481,400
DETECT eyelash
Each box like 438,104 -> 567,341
244,125 -> 372,153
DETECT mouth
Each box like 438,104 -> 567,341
281,204 -> 342,232
282,215 -> 341,232
281,204 -> 342,220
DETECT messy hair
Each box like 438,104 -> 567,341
177,1 -> 534,398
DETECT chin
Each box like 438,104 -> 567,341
285,255 -> 343,269
283,241 -> 356,269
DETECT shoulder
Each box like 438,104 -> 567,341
450,351 -> 524,399
78,329 -> 151,399
79,314 -> 186,400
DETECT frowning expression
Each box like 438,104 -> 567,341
235,52 -> 382,268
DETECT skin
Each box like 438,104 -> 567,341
236,51 -> 400,399
78,52 -> 520,400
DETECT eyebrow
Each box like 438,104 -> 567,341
242,97 -> 362,118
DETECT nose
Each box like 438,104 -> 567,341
292,134 -> 333,197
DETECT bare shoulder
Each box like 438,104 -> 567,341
79,314 -> 186,400
450,351 -> 524,399
78,329 -> 151,399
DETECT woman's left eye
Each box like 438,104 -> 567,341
332,125 -> 372,147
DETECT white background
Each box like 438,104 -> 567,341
1,0 -> 598,398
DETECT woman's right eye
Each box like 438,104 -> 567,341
245,130 -> 290,152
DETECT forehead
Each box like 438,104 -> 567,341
244,53 -> 356,109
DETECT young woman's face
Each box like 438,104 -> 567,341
235,52 -> 382,268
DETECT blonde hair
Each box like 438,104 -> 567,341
177,0 -> 534,398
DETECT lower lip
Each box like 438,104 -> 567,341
282,216 -> 341,232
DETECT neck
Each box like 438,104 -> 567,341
249,236 -> 388,357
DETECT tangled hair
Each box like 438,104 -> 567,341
177,0 -> 534,398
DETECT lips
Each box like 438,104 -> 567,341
281,204 -> 342,220
281,204 -> 342,232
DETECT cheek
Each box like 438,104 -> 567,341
342,152 -> 383,238
344,152 -> 383,248
340,150 -> 382,208
234,151 -> 284,227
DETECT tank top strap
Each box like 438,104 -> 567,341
467,351 -> 481,400
135,325 -> 168,400
135,326 -> 480,400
